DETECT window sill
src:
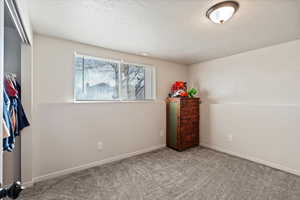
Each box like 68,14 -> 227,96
73,99 -> 161,104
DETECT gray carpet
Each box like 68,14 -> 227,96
19,147 -> 300,200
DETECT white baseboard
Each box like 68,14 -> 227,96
22,181 -> 34,188
32,144 -> 166,185
200,142 -> 300,176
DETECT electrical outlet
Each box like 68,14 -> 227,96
160,130 -> 164,137
97,142 -> 103,151
227,134 -> 233,142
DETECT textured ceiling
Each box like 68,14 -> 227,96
28,0 -> 300,64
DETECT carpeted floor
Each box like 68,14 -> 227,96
19,147 -> 300,200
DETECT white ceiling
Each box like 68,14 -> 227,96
28,0 -> 300,65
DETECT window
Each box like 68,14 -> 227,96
74,54 -> 155,101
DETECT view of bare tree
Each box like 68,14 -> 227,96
75,55 -> 150,101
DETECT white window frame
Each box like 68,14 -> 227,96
73,52 -> 156,103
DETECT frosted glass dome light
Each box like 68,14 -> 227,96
206,1 -> 239,24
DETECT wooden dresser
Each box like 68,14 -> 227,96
166,98 -> 200,151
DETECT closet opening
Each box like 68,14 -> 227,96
3,0 -> 30,187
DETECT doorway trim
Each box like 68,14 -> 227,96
4,0 -> 30,45
0,0 -> 5,186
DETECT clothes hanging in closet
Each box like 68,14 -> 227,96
3,73 -> 30,152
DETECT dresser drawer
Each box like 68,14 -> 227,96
181,104 -> 199,112
180,114 -> 199,121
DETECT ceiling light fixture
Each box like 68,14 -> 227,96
206,1 -> 239,24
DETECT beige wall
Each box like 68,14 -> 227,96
32,34 -> 188,180
189,39 -> 300,175
27,34 -> 300,182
